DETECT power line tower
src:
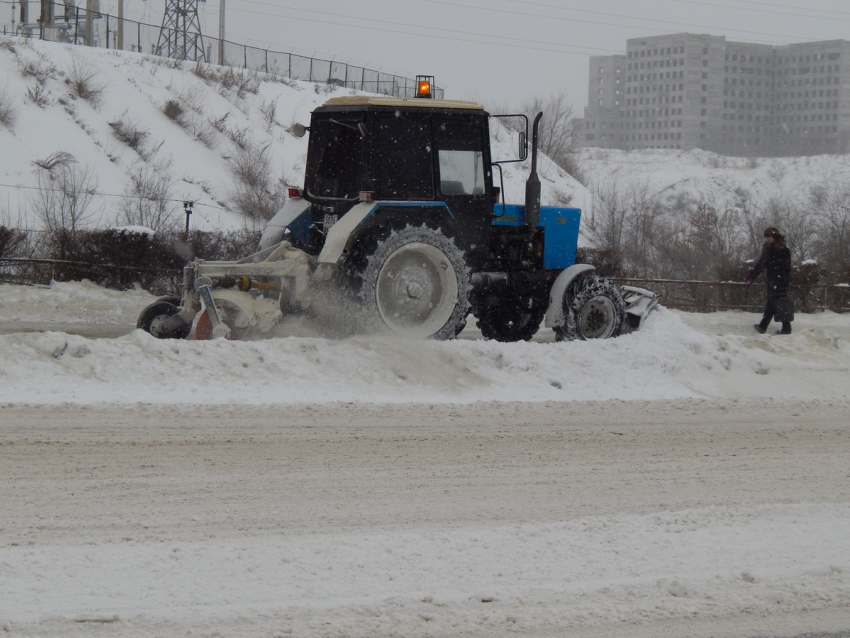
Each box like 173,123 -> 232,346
156,0 -> 207,62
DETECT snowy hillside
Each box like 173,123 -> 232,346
0,37 -> 591,237
576,146 -> 850,216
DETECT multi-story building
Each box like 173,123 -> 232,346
574,33 -> 850,156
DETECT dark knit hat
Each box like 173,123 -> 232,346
763,227 -> 781,238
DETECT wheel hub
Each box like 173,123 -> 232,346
405,280 -> 425,299
376,242 -> 458,337
579,296 -> 616,339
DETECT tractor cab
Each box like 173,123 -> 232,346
299,94 -> 497,266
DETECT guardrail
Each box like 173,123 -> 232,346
0,1 -> 443,99
613,278 -> 850,313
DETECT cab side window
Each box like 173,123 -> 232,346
435,120 -> 486,197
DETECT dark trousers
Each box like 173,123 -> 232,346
759,287 -> 792,333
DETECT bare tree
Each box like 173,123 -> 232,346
119,160 -> 176,232
32,162 -> 99,238
763,196 -> 817,264
519,92 -> 576,165
621,180 -> 662,278
227,140 -> 286,222
809,177 -> 850,269
586,178 -> 629,258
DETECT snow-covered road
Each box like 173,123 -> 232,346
2,400 -> 850,637
1,282 -> 849,637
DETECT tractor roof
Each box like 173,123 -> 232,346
320,96 -> 485,111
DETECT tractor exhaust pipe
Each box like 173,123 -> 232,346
525,112 -> 543,233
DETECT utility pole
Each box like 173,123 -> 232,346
85,0 -> 94,46
116,0 -> 123,50
217,0 -> 225,65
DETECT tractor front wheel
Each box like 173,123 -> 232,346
555,275 -> 626,341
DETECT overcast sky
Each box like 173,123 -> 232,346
103,0 -> 850,110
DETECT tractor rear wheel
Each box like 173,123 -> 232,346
554,274 -> 626,341
475,291 -> 546,342
344,225 -> 470,340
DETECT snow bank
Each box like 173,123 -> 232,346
0,281 -> 156,324
1,281 -> 848,405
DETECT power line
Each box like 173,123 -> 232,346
218,4 -> 620,57
234,0 -> 621,55
503,0 -> 840,38
426,0 -> 841,43
673,0 -> 850,22
720,0 -> 850,16
0,181 -> 232,214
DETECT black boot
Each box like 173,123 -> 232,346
775,322 -> 792,335
753,323 -> 767,334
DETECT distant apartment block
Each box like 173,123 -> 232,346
574,33 -> 850,156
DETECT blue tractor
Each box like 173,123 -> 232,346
138,79 -> 656,341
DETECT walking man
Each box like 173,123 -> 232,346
746,227 -> 792,335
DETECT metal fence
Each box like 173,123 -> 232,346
614,278 -> 850,314
0,1 -> 443,98
2,253 -> 849,313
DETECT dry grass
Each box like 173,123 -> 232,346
67,56 -> 105,106
0,85 -> 18,129
108,113 -> 150,151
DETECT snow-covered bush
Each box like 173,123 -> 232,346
162,99 -> 184,122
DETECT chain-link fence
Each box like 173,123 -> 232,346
0,0 -> 443,98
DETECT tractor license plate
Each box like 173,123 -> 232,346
323,214 -> 339,230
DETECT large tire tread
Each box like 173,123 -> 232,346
342,224 -> 470,340
555,274 -> 626,341
475,293 -> 546,342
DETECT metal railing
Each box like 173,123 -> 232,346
0,1 -> 443,98
2,256 -> 848,313
0,256 -> 180,293
614,278 -> 850,313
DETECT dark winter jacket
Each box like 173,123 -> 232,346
748,243 -> 791,290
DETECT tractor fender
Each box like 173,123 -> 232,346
259,198 -> 311,250
317,202 -> 378,265
544,264 -> 597,329
317,202 -> 456,266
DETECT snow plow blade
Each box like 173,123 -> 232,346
621,285 -> 660,331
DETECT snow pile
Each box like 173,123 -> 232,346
0,281 -> 155,323
3,503 -> 849,636
0,282 -> 848,405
